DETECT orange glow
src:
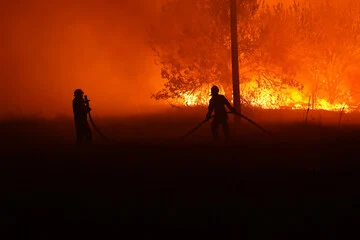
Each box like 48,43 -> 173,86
169,78 -> 353,112
152,0 -> 360,113
2,0 -> 360,119
177,84 -> 226,106
0,1 -> 167,118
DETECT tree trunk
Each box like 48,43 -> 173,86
230,0 -> 241,114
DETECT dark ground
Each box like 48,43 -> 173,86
1,108 -> 360,239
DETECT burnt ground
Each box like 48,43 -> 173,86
1,108 -> 360,239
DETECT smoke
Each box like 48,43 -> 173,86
0,1 -> 168,118
2,0 -> 357,118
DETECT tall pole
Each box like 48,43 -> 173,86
230,0 -> 241,115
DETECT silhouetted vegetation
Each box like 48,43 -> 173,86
150,0 -> 360,107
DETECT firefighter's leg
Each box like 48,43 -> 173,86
84,123 -> 93,145
75,126 -> 83,145
222,120 -> 231,141
211,120 -> 220,141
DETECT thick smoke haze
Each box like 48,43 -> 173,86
1,0 -> 356,118
0,1 -> 167,118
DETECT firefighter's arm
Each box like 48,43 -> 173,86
86,106 -> 92,113
75,100 -> 91,114
224,97 -> 237,114
83,99 -> 92,113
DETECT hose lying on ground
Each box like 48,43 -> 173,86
181,112 -> 272,139
231,112 -> 273,136
78,98 -> 271,142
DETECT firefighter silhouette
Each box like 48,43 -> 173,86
73,89 -> 92,145
206,85 -> 237,141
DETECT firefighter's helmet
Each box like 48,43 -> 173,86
74,89 -> 84,97
211,85 -> 219,96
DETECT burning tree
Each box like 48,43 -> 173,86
239,2 -> 306,108
149,0 -> 360,111
148,0 -> 259,105
280,1 -> 360,107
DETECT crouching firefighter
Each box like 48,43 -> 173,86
206,85 -> 237,141
73,89 -> 92,145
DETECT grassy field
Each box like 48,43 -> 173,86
1,108 -> 360,238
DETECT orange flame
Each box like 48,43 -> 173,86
171,79 -> 354,112
178,84 -> 226,106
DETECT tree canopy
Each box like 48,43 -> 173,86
148,0 -> 360,108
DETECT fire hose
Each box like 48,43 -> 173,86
81,96 -> 270,141
84,95 -> 109,141
181,112 -> 272,139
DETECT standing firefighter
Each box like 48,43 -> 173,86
73,89 -> 92,145
206,85 -> 237,141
